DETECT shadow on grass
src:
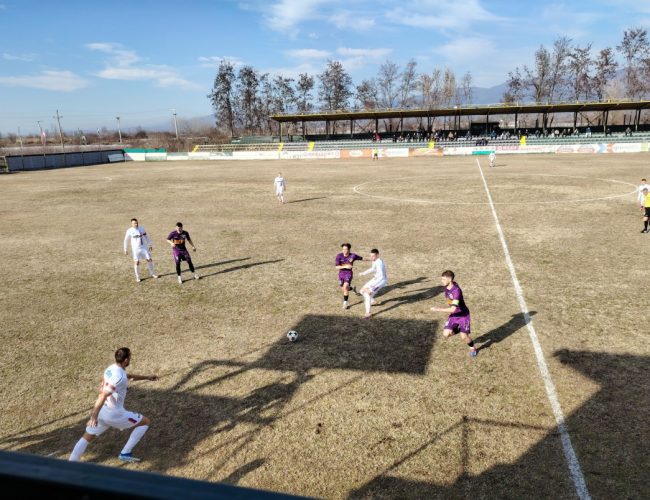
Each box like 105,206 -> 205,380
155,257 -> 251,278
474,311 -> 537,351
349,349 -> 649,499
373,285 -> 444,316
201,259 -> 284,278
285,197 -> 327,204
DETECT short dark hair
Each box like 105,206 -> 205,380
370,248 -> 379,254
115,347 -> 131,363
341,243 -> 351,250
176,222 -> 183,228
442,270 -> 455,280
131,218 -> 138,223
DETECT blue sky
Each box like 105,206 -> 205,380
0,0 -> 648,135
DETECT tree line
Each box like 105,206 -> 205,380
209,27 -> 650,137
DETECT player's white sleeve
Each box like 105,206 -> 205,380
123,230 -> 131,253
360,261 -> 376,276
141,228 -> 152,248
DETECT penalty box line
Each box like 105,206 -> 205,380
475,158 -> 591,500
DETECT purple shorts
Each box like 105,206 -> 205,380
445,315 -> 471,334
338,271 -> 353,286
173,249 -> 192,264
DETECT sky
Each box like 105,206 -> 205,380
0,0 -> 649,135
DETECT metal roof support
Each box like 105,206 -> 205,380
350,119 -> 354,137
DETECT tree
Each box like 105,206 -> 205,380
617,27 -> 650,98
524,45 -> 551,103
318,60 -> 353,111
442,68 -> 457,106
398,59 -> 418,108
460,71 -> 473,105
273,75 -> 296,114
567,43 -> 593,101
592,47 -> 619,101
355,79 -> 379,110
237,65 -> 260,134
377,60 -> 400,108
547,36 -> 572,102
503,67 -> 525,103
296,73 -> 315,114
208,60 -> 237,137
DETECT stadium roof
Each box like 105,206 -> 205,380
270,100 -> 650,123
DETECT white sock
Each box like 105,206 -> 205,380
363,293 -> 371,314
121,425 -> 148,455
147,261 -> 155,275
133,264 -> 140,279
70,437 -> 90,461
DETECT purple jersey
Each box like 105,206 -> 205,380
335,252 -> 363,281
445,282 -> 470,317
167,230 -> 191,252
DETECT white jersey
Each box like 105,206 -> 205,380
489,152 -> 496,164
637,183 -> 649,204
362,258 -> 387,282
100,363 -> 129,411
274,176 -> 286,192
124,226 -> 152,253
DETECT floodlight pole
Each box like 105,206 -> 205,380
116,116 -> 123,144
172,109 -> 179,139
54,110 -> 65,152
37,120 -> 45,145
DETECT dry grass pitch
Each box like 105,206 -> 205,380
1,154 -> 648,499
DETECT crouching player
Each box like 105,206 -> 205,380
430,270 -> 478,357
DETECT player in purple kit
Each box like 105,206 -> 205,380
167,222 -> 200,284
430,270 -> 478,357
335,243 -> 363,309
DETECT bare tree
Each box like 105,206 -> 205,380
398,59 -> 418,108
356,79 -> 379,110
442,68 -> 457,106
377,60 -> 400,108
460,71 -> 473,105
592,47 -> 618,101
503,67 -> 525,103
208,60 -> 237,137
318,60 -> 353,111
256,73 -> 274,134
617,27 -> 650,98
237,65 -> 260,134
548,36 -> 572,102
273,75 -> 296,114
524,45 -> 551,103
296,73 -> 315,114
567,43 -> 593,101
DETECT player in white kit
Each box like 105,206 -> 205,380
274,173 -> 287,204
69,347 -> 158,463
489,152 -> 496,168
359,248 -> 388,319
123,218 -> 157,282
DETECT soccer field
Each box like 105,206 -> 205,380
1,154 -> 648,498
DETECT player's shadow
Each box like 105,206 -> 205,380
285,197 -> 327,204
156,257 -> 251,278
201,259 -> 284,278
474,311 -> 537,351
375,277 -> 429,297
350,349 -> 649,499
373,285 -> 444,316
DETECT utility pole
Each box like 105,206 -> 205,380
172,109 -> 179,139
116,116 -> 123,144
54,109 -> 66,166
37,120 -> 45,145
54,110 -> 65,152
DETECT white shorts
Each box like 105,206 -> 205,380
85,406 -> 142,435
276,188 -> 284,195
363,279 -> 387,295
132,248 -> 151,261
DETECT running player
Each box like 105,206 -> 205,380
69,347 -> 158,463
640,187 -> 650,233
123,218 -> 157,282
358,248 -> 387,318
489,151 -> 496,168
335,243 -> 363,309
430,270 -> 478,357
274,172 -> 287,204
167,222 -> 199,284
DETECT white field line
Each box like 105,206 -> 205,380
475,158 -> 591,500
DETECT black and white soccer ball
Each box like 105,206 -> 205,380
286,330 -> 298,342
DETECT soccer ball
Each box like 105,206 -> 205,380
286,330 -> 298,342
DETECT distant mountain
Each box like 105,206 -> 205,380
470,82 -> 508,105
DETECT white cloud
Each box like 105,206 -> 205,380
267,0 -> 331,32
2,52 -> 37,62
337,47 -> 392,59
0,70 -> 88,91
285,48 -> 331,59
329,11 -> 375,30
386,0 -> 502,30
198,55 -> 245,68
87,42 -> 201,90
